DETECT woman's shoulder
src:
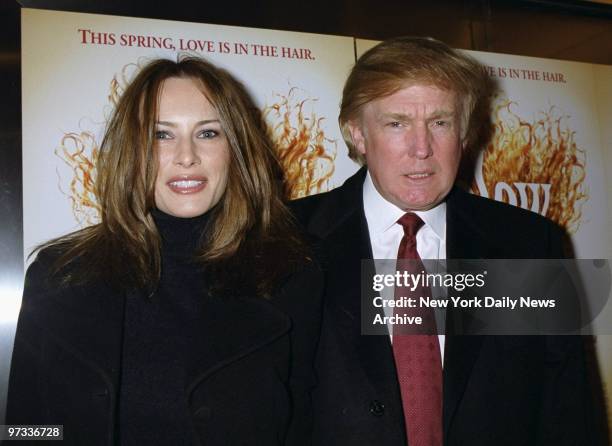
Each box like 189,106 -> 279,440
24,226 -> 100,284
17,249 -> 70,315
24,246 -> 65,286
23,242 -> 102,303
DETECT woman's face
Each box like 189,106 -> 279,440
154,77 -> 230,218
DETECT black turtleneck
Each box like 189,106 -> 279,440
119,209 -> 211,446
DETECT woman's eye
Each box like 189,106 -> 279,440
155,130 -> 172,140
200,129 -> 218,139
198,129 -> 218,139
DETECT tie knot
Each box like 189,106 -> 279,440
397,213 -> 424,238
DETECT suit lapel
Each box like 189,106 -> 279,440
313,168 -> 402,403
446,187 -> 491,260
443,187 -> 487,436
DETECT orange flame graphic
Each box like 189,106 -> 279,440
55,62 -> 141,225
55,131 -> 101,226
472,98 -> 587,233
263,88 -> 337,199
108,62 -> 140,109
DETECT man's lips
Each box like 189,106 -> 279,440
403,172 -> 434,180
167,176 -> 207,194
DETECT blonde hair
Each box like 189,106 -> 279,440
42,56 -> 306,295
339,36 -> 491,164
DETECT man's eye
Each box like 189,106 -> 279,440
434,120 -> 449,127
198,129 -> 218,139
388,121 -> 402,128
155,130 -> 172,140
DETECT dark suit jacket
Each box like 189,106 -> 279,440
6,249 -> 323,446
291,167 -> 594,446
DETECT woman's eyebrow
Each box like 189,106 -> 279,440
155,119 -> 220,126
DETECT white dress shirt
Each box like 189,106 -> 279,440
362,172 -> 446,362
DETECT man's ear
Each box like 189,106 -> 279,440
347,120 -> 366,155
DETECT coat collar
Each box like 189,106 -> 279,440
185,295 -> 290,395
33,280 -> 290,401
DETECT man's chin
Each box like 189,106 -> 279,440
393,194 -> 444,212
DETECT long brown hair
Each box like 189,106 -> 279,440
40,56 -> 309,297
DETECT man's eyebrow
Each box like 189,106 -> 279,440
155,119 -> 220,126
378,112 -> 413,121
378,110 -> 456,121
428,110 -> 455,118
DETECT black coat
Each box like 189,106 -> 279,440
6,249 -> 323,446
290,167 -> 596,446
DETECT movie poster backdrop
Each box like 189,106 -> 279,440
13,8 -> 612,431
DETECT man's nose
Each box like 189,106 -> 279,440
407,123 -> 432,159
174,138 -> 201,167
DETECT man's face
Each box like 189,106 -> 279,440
349,84 -> 464,211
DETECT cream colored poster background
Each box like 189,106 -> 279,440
360,38 -> 612,429
22,8 -> 357,258
593,63 -> 612,414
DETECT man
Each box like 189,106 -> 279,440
292,37 -> 595,445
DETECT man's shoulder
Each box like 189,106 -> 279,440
450,187 -> 558,229
290,187 -> 343,220
448,187 -> 566,258
289,168 -> 365,232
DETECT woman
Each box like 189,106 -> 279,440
7,57 -> 323,446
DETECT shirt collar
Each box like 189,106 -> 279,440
362,171 -> 446,240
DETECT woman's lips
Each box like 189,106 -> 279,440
167,176 -> 207,194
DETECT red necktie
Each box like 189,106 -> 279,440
392,213 -> 443,446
